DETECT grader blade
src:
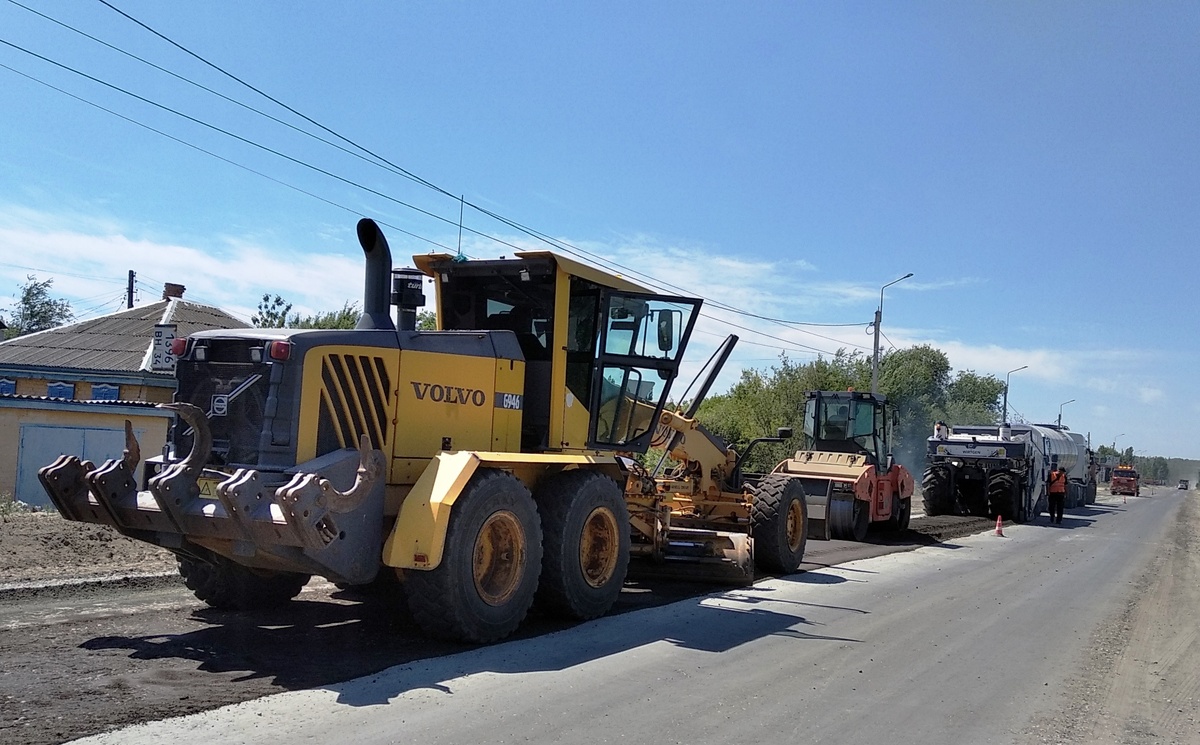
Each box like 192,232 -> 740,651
629,529 -> 754,585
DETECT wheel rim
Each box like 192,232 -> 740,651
579,506 -> 620,589
473,510 -> 526,606
785,498 -> 805,553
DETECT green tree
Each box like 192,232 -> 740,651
877,344 -> 951,468
3,275 -> 73,340
696,349 -> 871,472
694,343 -> 1005,476
290,302 -> 360,329
252,294 -> 291,328
940,370 -> 1005,426
417,309 -> 437,331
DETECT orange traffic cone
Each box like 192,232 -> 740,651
994,515 -> 1005,537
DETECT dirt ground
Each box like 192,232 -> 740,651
0,511 -> 178,586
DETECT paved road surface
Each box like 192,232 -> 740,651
71,493 -> 1185,745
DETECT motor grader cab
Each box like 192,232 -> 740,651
40,218 -> 794,644
767,390 -> 914,541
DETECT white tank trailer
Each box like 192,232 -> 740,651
923,422 -> 1097,521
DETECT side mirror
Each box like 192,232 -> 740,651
657,311 -> 675,352
776,426 -> 794,439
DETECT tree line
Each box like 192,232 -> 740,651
695,345 -> 1005,474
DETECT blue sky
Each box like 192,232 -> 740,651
1,2 -> 1197,459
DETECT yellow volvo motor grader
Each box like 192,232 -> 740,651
39,219 -> 802,643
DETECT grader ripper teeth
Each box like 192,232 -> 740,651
38,405 -> 387,586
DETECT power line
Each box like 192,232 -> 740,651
5,0 -> 442,199
0,260 -> 129,284
0,61 -> 456,255
0,37 -> 470,233
2,10 -> 887,360
81,2 -> 876,350
92,0 -> 450,198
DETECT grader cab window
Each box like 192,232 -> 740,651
438,267 -> 556,361
587,292 -> 699,450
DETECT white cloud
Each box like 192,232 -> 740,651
0,205 -> 366,323
1138,387 -> 1165,404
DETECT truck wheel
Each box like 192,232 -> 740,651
404,468 -> 542,643
177,555 -> 309,610
921,466 -> 953,516
534,470 -> 629,620
750,474 -> 808,573
987,472 -> 1017,520
829,494 -> 869,541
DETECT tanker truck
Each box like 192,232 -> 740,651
923,422 -> 1096,521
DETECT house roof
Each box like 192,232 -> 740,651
0,299 -> 248,373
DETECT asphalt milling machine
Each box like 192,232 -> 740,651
39,218 -> 817,643
923,421 -> 1097,521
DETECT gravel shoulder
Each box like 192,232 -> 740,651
1022,487 -> 1200,744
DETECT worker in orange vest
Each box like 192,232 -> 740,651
1048,465 -> 1068,524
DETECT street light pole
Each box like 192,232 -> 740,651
1057,399 -> 1076,427
871,272 -> 913,394
1002,365 -> 1028,425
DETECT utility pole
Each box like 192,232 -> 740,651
1002,365 -> 1028,424
126,270 -> 136,309
1057,399 -> 1075,427
871,272 -> 913,394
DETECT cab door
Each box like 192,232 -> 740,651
586,291 -> 700,452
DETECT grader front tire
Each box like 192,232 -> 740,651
404,469 -> 542,644
534,470 -> 629,620
177,555 -> 309,610
751,474 -> 808,574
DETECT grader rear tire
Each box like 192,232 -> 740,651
404,468 -> 542,644
177,555 -> 309,610
534,470 -> 629,620
922,466 -> 954,516
750,474 -> 808,574
829,494 -> 870,542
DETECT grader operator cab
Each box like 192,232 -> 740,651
766,390 -> 914,542
39,219 -> 800,643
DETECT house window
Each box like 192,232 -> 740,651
48,381 -> 75,399
91,383 -> 120,401
0,378 -> 14,396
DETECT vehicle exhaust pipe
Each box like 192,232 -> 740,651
355,218 -> 396,331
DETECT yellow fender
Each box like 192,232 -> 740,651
382,451 -> 623,570
383,451 -> 481,570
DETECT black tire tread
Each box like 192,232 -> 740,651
404,469 -> 542,644
921,466 -> 954,516
987,471 -> 1017,520
534,470 -> 629,620
751,474 -> 808,574
177,555 -> 309,610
